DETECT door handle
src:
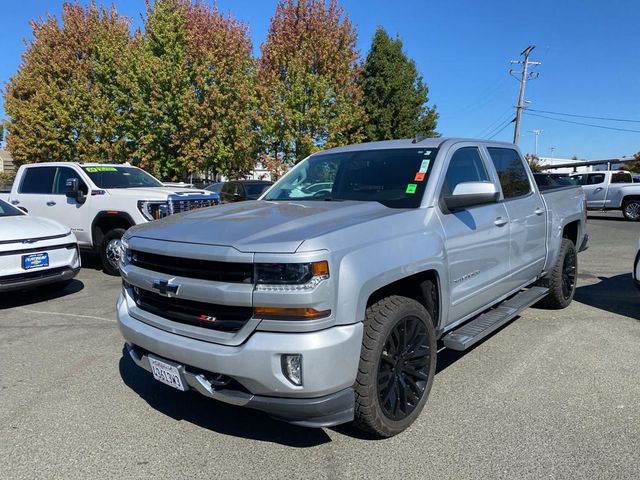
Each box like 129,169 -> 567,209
494,217 -> 508,227
594,187 -> 603,193
534,207 -> 544,216
46,201 -> 56,206
11,200 -> 20,205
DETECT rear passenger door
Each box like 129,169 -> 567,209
11,166 -> 57,216
486,147 -> 546,291
437,145 -> 511,325
581,173 -> 607,209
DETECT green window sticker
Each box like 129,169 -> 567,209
405,183 -> 417,194
85,167 -> 118,172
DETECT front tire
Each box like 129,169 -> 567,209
99,228 -> 125,276
536,238 -> 577,309
622,199 -> 640,221
353,296 -> 437,437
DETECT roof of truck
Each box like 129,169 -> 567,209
318,137 -> 516,155
20,162 -> 136,168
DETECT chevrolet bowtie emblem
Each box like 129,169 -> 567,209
152,279 -> 180,297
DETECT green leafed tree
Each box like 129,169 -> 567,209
3,2 -> 133,165
124,0 -> 256,179
257,0 -> 365,169
360,27 -> 438,141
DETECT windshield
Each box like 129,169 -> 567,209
264,148 -> 438,208
81,166 -> 163,189
0,199 -> 25,217
245,183 -> 272,197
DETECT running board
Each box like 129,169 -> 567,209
442,286 -> 549,351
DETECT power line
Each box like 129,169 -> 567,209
476,107 -> 514,138
524,112 -> 640,134
486,117 -> 515,139
527,108 -> 640,123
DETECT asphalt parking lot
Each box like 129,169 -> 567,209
1,211 -> 638,480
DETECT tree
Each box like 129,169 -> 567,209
257,0 -> 365,170
124,0 -> 256,179
359,27 -> 438,141
525,153 -> 543,172
626,152 -> 640,173
3,2 -> 133,165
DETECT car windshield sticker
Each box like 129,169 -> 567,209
419,159 -> 430,173
85,167 -> 118,172
414,172 -> 426,182
406,183 -> 417,194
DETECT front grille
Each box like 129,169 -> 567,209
132,287 -> 253,333
130,250 -> 253,283
0,266 -> 70,285
170,197 -> 217,214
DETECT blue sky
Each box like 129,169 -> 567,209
1,0 -> 638,159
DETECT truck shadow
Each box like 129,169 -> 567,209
0,279 -> 84,309
573,273 -> 640,320
586,214 -> 627,222
118,351 -> 333,447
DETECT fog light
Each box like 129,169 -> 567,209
281,354 -> 303,386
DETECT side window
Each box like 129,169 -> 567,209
19,167 -> 56,194
221,183 -> 232,194
54,167 -> 88,195
443,147 -> 490,194
487,147 -> 532,199
586,174 -> 605,185
611,172 -> 632,184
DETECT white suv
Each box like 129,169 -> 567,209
2,163 -> 218,275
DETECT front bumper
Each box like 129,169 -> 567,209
0,266 -> 80,292
634,251 -> 640,291
117,293 -> 363,427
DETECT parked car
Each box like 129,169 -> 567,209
219,180 -> 273,203
634,238 -> 640,291
0,163 -> 218,275
117,138 -> 587,437
569,170 -> 640,221
204,182 -> 225,194
0,198 -> 80,292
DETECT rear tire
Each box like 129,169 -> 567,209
353,296 -> 437,437
99,228 -> 125,276
536,238 -> 577,309
622,199 -> 640,221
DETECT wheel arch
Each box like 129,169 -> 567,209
91,211 -> 135,249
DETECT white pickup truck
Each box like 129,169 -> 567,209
0,163 -> 218,274
569,170 -> 640,221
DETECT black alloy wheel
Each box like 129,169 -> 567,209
561,248 -> 577,301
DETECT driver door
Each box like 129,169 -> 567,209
47,167 -> 92,244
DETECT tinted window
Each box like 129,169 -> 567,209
264,148 -> 439,208
443,147 -> 489,194
586,174 -> 605,185
244,183 -> 272,197
533,174 -> 574,191
611,172 -> 632,184
20,167 -> 56,194
54,167 -> 88,195
487,147 -> 531,199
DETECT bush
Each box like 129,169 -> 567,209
0,171 -> 16,190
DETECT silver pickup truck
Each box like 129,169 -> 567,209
117,138 -> 588,437
569,170 -> 640,221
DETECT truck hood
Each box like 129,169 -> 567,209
105,187 -> 216,201
1,215 -> 71,243
127,200 -> 401,253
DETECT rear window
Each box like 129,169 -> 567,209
611,172 -> 632,184
244,183 -> 272,197
19,167 -> 56,194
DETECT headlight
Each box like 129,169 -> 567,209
255,261 -> 329,286
119,237 -> 132,267
138,200 -> 169,221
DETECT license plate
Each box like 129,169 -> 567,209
22,252 -> 49,270
148,356 -> 186,391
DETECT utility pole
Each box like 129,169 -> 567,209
510,46 -> 541,144
529,129 -> 543,156
549,147 -> 556,159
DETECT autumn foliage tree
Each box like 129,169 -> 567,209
4,2 -> 132,164
257,0 -> 365,169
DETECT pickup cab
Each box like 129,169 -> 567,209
116,138 -> 588,437
569,170 -> 640,221
1,163 -> 218,275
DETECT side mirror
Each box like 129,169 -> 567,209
65,178 -> 86,204
443,182 -> 499,211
